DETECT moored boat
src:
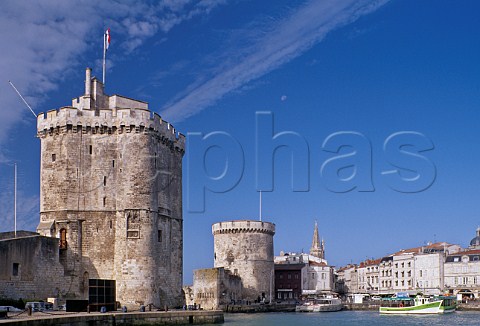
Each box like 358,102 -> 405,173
379,295 -> 456,314
296,297 -> 343,312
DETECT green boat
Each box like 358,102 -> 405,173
379,295 -> 456,314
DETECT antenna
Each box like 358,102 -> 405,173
8,81 -> 38,118
259,191 -> 262,221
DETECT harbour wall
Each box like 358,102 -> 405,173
0,310 -> 224,325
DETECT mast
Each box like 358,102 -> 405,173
14,163 -> 17,238
259,191 -> 262,221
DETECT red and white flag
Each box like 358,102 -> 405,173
103,28 -> 110,84
105,28 -> 111,50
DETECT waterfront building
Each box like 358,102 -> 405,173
392,250 -> 415,293
414,252 -> 444,295
274,222 -> 334,300
378,256 -> 393,294
335,264 -> 358,295
274,263 -> 305,301
336,242 -> 461,297
444,249 -> 480,299
363,259 -> 381,293
274,252 -> 334,298
0,68 -> 186,309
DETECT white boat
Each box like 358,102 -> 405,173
296,297 -> 343,312
379,295 -> 456,314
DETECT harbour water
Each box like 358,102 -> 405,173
222,311 -> 480,325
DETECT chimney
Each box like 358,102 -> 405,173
85,67 -> 92,96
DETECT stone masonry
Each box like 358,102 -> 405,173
34,68 -> 185,308
212,220 -> 275,302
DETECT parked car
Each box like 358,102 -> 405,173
0,306 -> 22,312
25,302 -> 45,312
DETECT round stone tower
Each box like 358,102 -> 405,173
36,68 -> 185,309
212,220 -> 275,302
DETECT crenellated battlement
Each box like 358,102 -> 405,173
36,67 -> 185,151
37,106 -> 185,150
212,220 -> 276,236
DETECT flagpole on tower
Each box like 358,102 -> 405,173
103,28 -> 110,85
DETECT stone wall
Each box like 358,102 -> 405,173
0,235 -> 66,300
193,268 -> 242,310
212,220 -> 275,302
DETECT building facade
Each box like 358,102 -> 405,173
444,249 -> 480,298
274,263 -> 304,301
337,242 -> 462,297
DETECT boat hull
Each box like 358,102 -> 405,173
296,301 -> 343,312
379,300 -> 455,315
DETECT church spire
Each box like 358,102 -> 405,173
310,220 -> 324,259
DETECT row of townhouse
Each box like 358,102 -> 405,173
337,228 -> 480,299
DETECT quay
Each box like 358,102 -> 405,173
0,310 -> 224,325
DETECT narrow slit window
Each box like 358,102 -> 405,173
112,160 -> 115,168
12,263 -> 19,276
52,154 -> 56,162
103,176 -> 106,186
103,197 -> 106,207
89,145 -> 93,154
158,230 -> 162,242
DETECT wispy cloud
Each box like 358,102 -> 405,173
0,181 -> 39,232
161,0 -> 389,122
0,0 -> 225,149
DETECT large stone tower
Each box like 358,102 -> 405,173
212,220 -> 275,302
36,68 -> 185,308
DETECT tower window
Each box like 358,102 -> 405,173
158,230 -> 162,242
103,197 -> 106,207
103,176 -> 106,186
52,154 -> 56,162
112,160 -> 115,168
12,263 -> 19,276
109,220 -> 113,229
89,145 -> 93,154
60,229 -> 67,249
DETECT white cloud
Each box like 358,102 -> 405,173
161,0 -> 390,122
0,0 -> 225,161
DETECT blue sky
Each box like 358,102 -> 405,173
1,0 -> 480,284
